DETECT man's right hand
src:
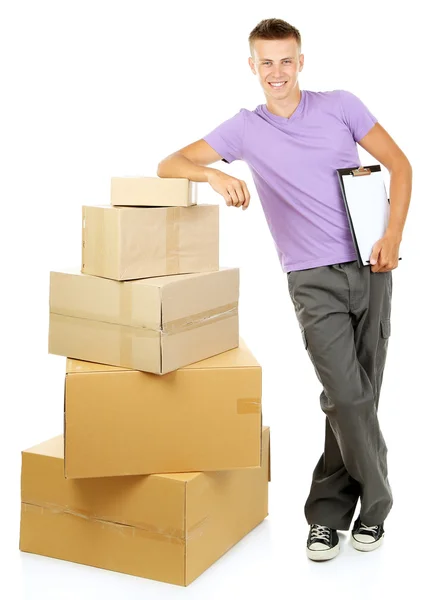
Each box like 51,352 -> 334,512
207,170 -> 251,210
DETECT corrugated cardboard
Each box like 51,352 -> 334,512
111,177 -> 198,207
81,204 -> 219,281
64,338 -> 262,478
20,427 -> 270,587
49,268 -> 239,374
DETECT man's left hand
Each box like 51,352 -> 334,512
369,233 -> 401,272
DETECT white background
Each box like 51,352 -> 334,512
1,0 -> 431,598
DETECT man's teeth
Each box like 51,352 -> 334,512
269,82 -> 286,87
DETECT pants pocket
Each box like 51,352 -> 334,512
376,318 -> 391,383
380,318 -> 391,338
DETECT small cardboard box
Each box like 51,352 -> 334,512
111,176 -> 198,207
20,427 -> 270,587
49,268 -> 239,374
82,204 -> 218,281
64,338 -> 262,478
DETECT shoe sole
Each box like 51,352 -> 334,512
307,543 -> 340,561
351,535 -> 384,552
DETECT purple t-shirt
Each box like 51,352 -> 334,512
203,89 -> 378,272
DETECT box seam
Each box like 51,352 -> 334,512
21,500 -> 186,541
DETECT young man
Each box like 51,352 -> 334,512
157,18 -> 412,561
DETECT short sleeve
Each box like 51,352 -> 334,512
338,90 -> 378,143
202,109 -> 246,164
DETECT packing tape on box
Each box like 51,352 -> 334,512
118,324 -> 161,369
119,326 -> 133,368
162,303 -> 238,335
119,282 -> 134,325
165,207 -> 181,274
21,502 -> 186,543
237,398 -> 261,414
51,299 -> 238,337
118,286 -> 238,333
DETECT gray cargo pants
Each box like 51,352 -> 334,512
287,259 -> 393,530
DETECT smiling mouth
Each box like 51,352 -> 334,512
268,81 -> 287,88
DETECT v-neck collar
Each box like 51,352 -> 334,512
261,90 -> 305,125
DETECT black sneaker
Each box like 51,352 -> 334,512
351,516 -> 385,551
307,524 -> 340,561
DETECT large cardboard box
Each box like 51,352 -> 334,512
64,338 -> 262,478
20,427 -> 270,587
111,176 -> 198,207
82,204 -> 218,281
49,268 -> 239,374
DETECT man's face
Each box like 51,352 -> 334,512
248,38 -> 304,99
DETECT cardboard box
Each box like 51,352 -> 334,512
64,338 -> 262,478
111,176 -> 198,207
82,204 -> 219,281
20,427 -> 270,587
49,268 -> 239,374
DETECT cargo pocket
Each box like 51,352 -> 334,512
376,318 -> 391,380
380,318 -> 391,338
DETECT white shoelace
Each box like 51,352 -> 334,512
311,524 -> 331,542
360,522 -> 379,534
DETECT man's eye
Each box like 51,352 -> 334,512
263,60 -> 291,65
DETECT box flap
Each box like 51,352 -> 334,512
22,435 -> 64,458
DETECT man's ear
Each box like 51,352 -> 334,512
299,54 -> 304,72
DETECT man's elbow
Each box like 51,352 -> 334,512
390,152 -> 412,174
157,156 -> 169,178
157,151 -> 182,177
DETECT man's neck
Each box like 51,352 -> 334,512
266,86 -> 302,119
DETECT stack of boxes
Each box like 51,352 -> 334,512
19,177 -> 271,587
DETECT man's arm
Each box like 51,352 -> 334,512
358,122 -> 412,241
358,122 -> 412,271
157,139 -> 223,182
157,139 -> 251,209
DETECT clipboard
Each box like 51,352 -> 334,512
336,164 -> 402,269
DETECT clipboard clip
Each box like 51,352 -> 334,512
351,166 -> 371,177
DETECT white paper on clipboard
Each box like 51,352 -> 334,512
336,165 -> 400,267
